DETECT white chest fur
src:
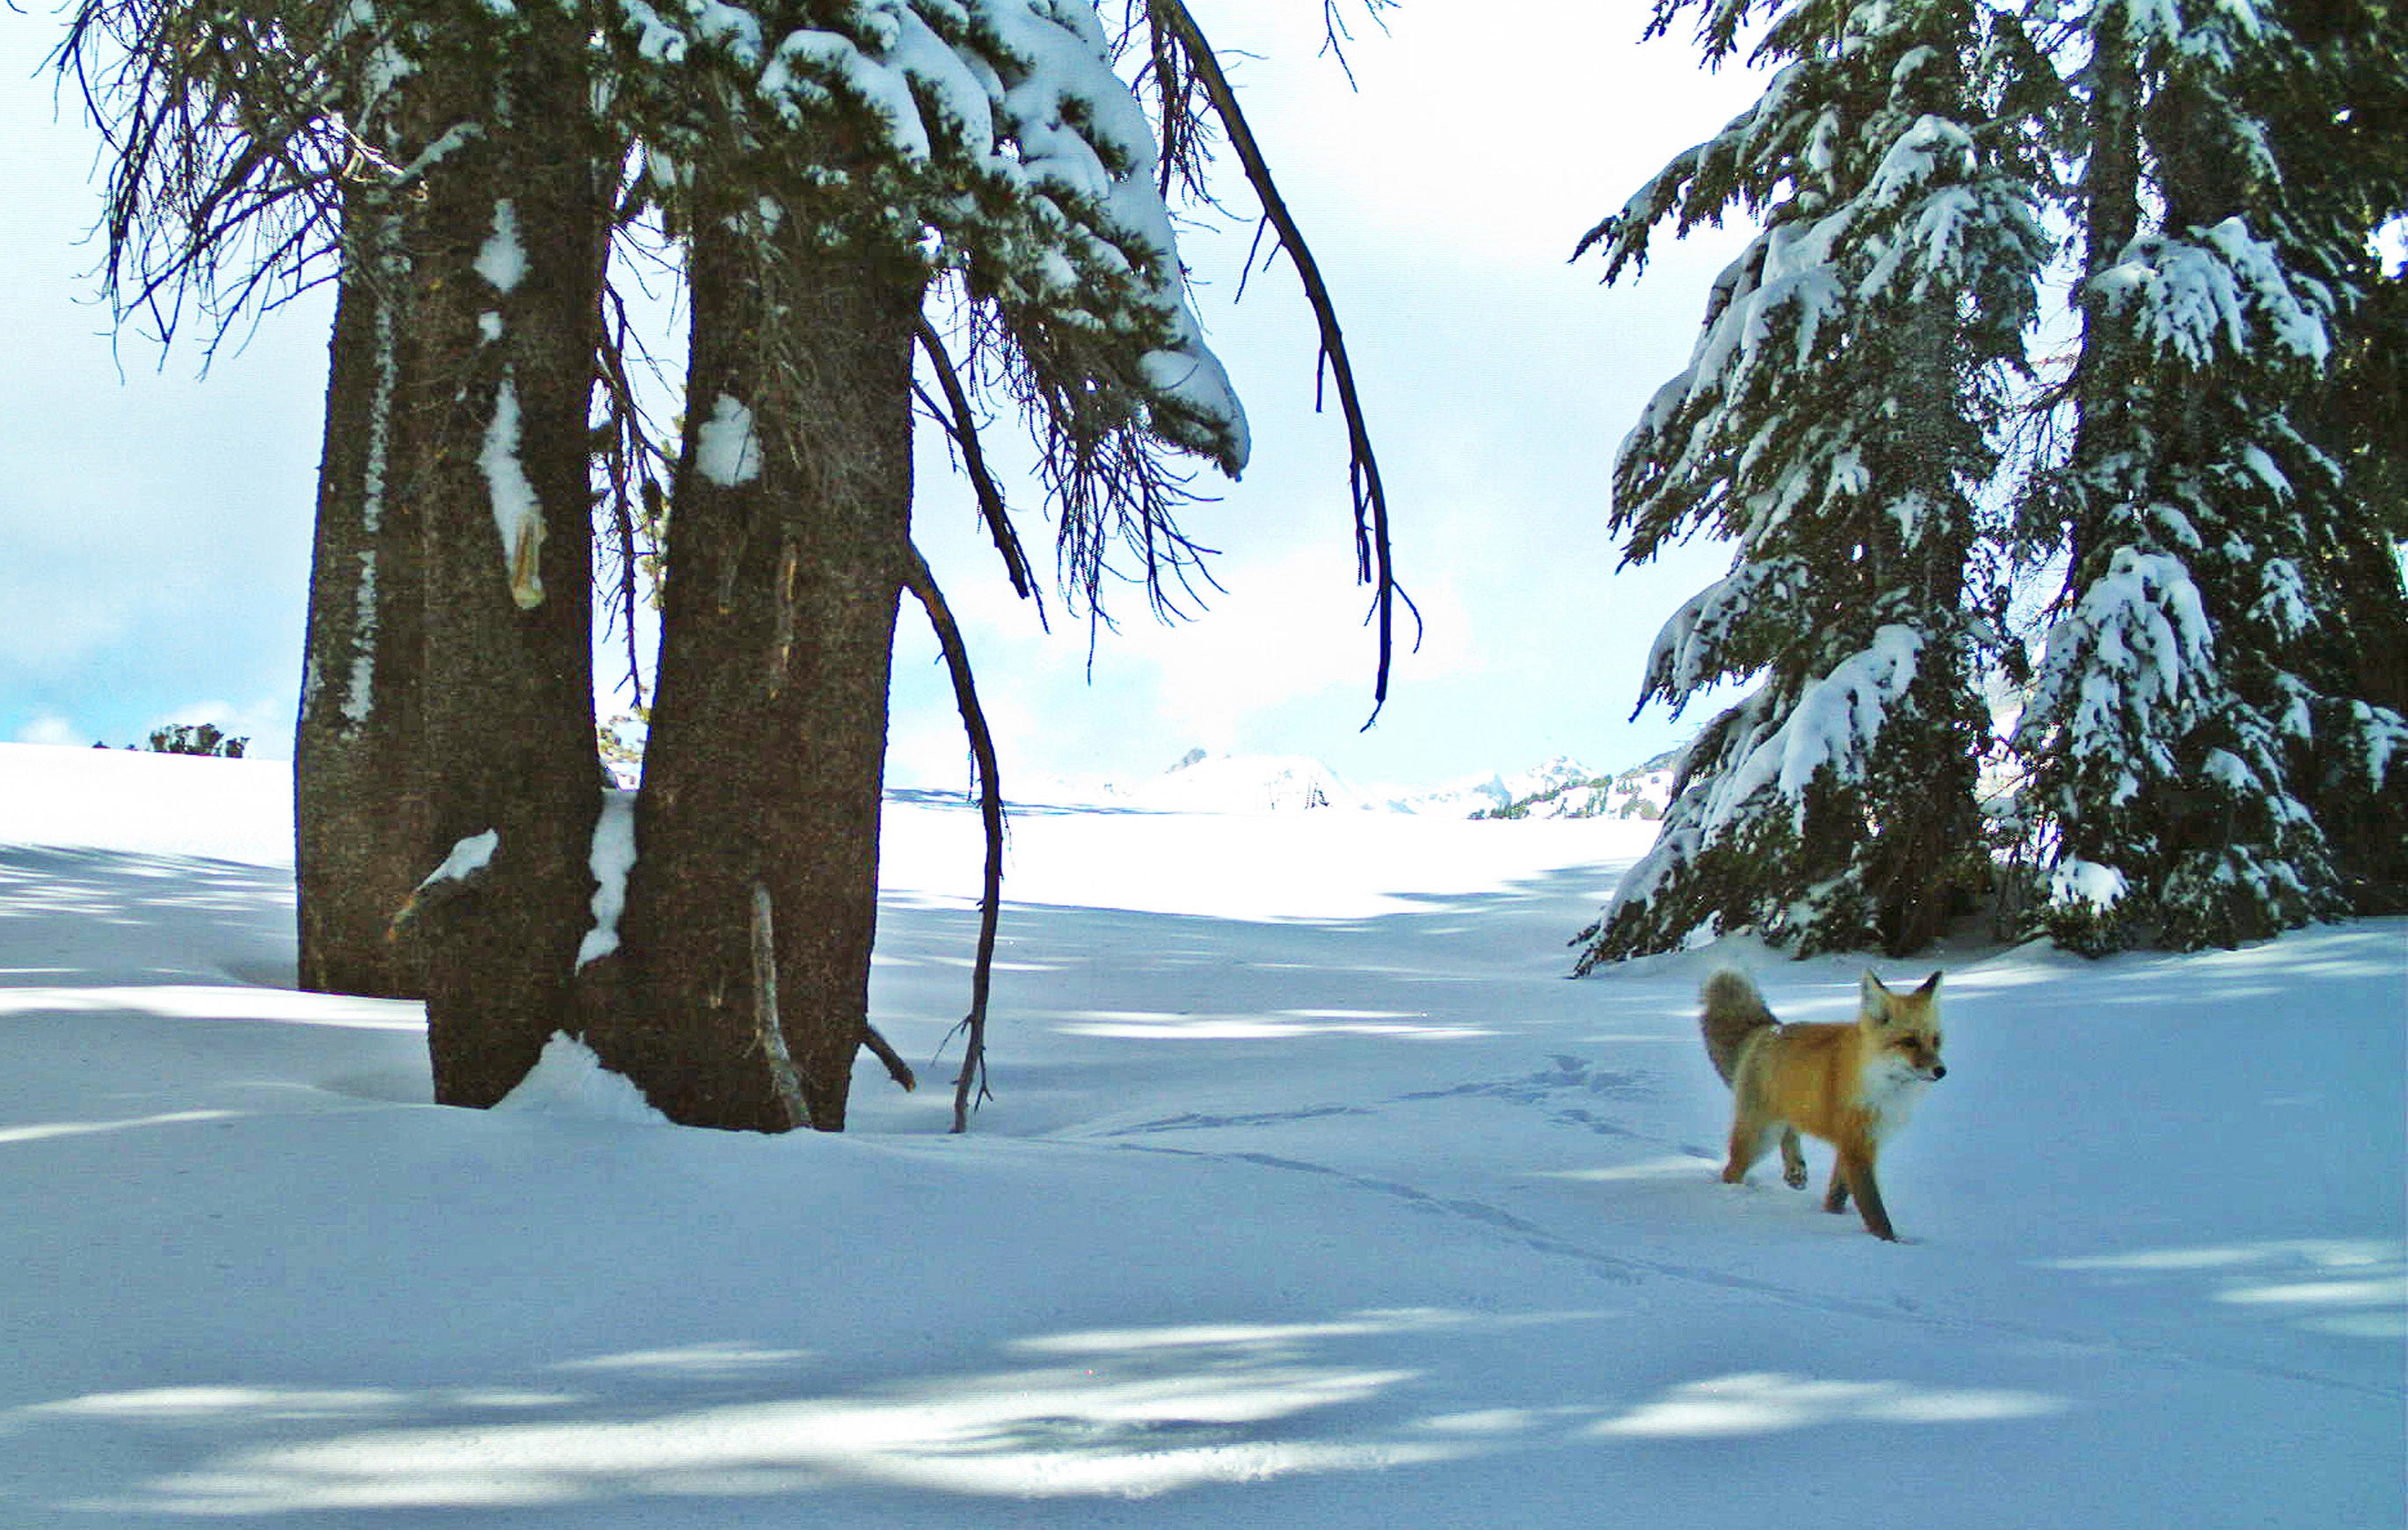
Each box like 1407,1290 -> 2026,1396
1854,1060 -> 1931,1142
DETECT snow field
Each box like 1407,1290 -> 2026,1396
0,746 -> 2399,1527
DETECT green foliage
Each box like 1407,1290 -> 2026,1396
1579,0 -> 2408,965
1575,0 -> 2045,964
2009,0 -> 2408,951
143,723 -> 248,757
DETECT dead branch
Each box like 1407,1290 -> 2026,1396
860,1024 -> 918,1093
595,276 -> 678,704
1146,0 -> 1420,726
1317,0 -> 1400,90
913,317 -> 1045,623
900,543 -> 1006,1134
749,882 -> 812,1130
57,0 -> 360,360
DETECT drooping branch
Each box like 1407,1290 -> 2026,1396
56,0 -> 365,356
901,544 -> 1005,1134
1146,0 -> 1419,725
913,317 -> 1044,625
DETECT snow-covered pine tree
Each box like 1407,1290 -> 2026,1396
2013,0 -> 2408,951
1574,0 -> 2051,968
2256,1 -> 2408,915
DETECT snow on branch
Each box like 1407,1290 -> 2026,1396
611,0 -> 1248,475
2022,544 -> 2218,795
386,829 -> 500,935
1700,625 -> 1925,832
1637,556 -> 1810,710
2094,217 -> 2333,370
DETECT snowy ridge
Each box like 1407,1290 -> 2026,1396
1011,749 -> 1679,820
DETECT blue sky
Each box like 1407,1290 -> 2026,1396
1,2 -> 1763,791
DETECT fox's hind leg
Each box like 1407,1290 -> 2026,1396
1780,1128 -> 1808,1189
1722,1097 -> 1782,1185
1822,1159 -> 1852,1213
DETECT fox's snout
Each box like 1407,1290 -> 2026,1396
1930,1063 -> 1946,1081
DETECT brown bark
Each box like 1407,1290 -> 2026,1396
404,17 -> 612,1107
295,195 -> 430,1000
594,201 -> 921,1133
2068,3 -> 2143,542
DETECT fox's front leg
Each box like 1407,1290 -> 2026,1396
1831,1148 -> 1897,1241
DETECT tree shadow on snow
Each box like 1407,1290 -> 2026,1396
0,844 -> 297,989
4,1307 -> 2071,1523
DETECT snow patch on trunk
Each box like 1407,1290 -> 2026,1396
473,199 -> 527,293
478,374 -> 547,609
341,550 -> 379,727
695,393 -> 763,487
417,830 -> 498,893
576,789 -> 637,970
342,213 -> 405,732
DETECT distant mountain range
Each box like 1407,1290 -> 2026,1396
1024,747 -> 1683,820
1462,750 -> 1681,822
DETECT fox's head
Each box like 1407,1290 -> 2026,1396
1859,970 -> 1946,1082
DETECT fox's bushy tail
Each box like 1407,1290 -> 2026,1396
1699,969 -> 1777,1087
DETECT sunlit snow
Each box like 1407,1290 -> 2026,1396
0,744 -> 2397,1527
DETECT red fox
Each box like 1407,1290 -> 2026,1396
1701,968 -> 1946,1242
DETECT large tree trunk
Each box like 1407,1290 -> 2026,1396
295,193 -> 430,1000
595,204 -> 920,1133
1866,309 -> 1982,957
405,16 -> 612,1106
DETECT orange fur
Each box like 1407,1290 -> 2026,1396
1702,969 -> 1946,1241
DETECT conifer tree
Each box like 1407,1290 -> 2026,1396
2014,0 -> 2408,951
1575,0 -> 2051,965
65,0 -> 1397,1128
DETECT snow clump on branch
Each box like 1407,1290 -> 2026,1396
610,0 -> 1248,476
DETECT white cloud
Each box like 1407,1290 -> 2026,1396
13,713 -> 83,747
1207,1 -> 1767,267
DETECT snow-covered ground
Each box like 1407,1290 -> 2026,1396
0,742 -> 2400,1527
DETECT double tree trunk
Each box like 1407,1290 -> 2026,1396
294,43 -> 920,1128
592,206 -> 921,1133
295,194 -> 430,1001
402,18 -> 613,1106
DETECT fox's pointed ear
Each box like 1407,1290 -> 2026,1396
1916,971 -> 1942,996
1860,969 -> 1890,1017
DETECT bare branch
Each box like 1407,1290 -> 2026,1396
749,883 -> 812,1130
860,1024 -> 918,1093
913,317 -> 1046,626
901,543 -> 1005,1134
1146,0 -> 1420,726
1318,0 -> 1399,91
594,270 -> 679,705
55,0 -> 363,360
